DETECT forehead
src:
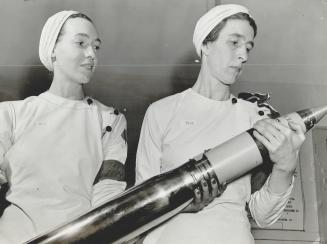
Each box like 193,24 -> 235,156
61,17 -> 99,40
219,19 -> 254,41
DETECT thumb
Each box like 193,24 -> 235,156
288,120 -> 303,133
288,121 -> 306,144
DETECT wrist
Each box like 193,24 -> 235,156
272,165 -> 295,177
268,167 -> 295,194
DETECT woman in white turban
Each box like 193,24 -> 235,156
135,4 -> 305,244
0,10 -> 127,243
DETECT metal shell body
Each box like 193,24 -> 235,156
27,158 -> 213,243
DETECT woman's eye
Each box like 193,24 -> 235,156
94,45 -> 100,51
76,41 -> 84,47
246,45 -> 253,53
230,40 -> 239,47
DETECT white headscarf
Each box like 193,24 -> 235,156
193,4 -> 252,57
39,10 -> 79,71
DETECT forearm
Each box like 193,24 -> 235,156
249,174 -> 294,227
268,165 -> 294,194
93,159 -> 125,184
92,179 -> 126,207
92,160 -> 126,207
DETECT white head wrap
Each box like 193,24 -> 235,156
39,10 -> 79,71
193,4 -> 252,57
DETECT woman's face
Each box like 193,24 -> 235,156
52,17 -> 101,84
204,19 -> 254,86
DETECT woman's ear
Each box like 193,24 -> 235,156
51,52 -> 56,63
200,42 -> 211,57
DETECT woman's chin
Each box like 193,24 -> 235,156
77,74 -> 93,84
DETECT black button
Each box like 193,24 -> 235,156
114,109 -> 119,115
231,98 -> 237,104
106,126 -> 112,132
87,98 -> 93,105
258,110 -> 264,116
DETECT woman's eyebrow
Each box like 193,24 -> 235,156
229,33 -> 254,47
74,33 -> 102,43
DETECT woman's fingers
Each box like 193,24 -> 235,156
194,187 -> 202,206
201,179 -> 211,206
287,120 -> 305,138
186,172 -> 227,213
210,177 -> 219,198
253,118 -> 293,151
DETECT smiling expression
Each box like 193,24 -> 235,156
52,17 -> 101,85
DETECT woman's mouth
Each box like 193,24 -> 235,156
81,63 -> 94,71
229,66 -> 242,73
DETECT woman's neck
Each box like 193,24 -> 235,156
192,68 -> 231,101
49,76 -> 85,100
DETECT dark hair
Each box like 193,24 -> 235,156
68,13 -> 93,23
55,13 -> 94,44
202,12 -> 257,46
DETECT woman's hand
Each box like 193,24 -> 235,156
182,176 -> 226,213
253,118 -> 305,173
252,117 -> 306,193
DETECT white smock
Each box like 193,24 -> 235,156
136,88 -> 293,244
0,91 -> 127,243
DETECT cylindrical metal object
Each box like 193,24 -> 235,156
26,105 -> 327,244
27,157 -> 214,244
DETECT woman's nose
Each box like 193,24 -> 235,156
238,46 -> 248,63
85,46 -> 96,60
